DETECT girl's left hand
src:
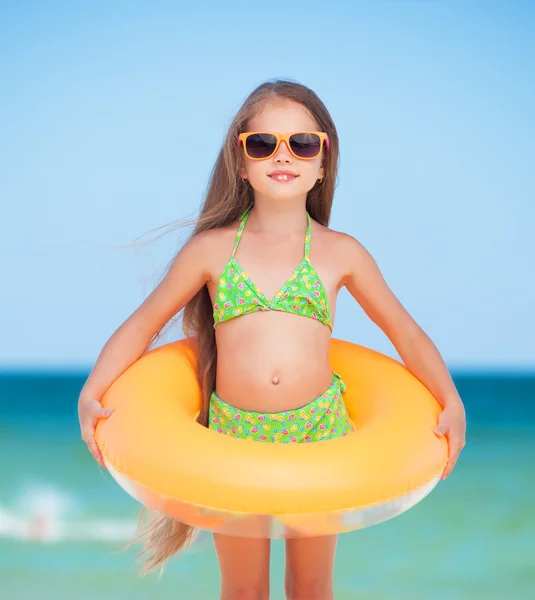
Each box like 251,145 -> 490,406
434,401 -> 466,480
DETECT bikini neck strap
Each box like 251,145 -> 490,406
304,211 -> 312,260
231,205 -> 253,257
232,205 -> 312,259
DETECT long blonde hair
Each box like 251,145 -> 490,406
129,78 -> 341,575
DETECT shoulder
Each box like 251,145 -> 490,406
185,219 -> 241,281
311,219 -> 372,270
187,218 -> 240,253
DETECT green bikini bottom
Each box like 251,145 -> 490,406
208,372 -> 354,443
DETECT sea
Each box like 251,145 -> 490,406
0,370 -> 534,599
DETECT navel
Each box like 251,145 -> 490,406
271,374 -> 280,385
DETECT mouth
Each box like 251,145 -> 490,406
268,174 -> 299,183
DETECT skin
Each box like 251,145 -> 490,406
79,99 -> 466,599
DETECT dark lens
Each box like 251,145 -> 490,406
245,133 -> 277,158
290,133 -> 321,158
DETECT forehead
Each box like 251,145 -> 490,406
248,100 -> 319,132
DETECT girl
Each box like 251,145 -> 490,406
78,79 -> 466,600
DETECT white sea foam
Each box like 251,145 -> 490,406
0,482 -> 206,549
0,484 -> 136,543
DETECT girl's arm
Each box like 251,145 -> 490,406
339,233 -> 463,411
80,232 -> 214,403
338,233 -> 466,478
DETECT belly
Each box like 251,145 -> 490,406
214,311 -> 334,412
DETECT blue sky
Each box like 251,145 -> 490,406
1,1 -> 534,369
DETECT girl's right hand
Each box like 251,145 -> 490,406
78,397 -> 114,468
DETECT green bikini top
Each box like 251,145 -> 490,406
213,206 -> 332,330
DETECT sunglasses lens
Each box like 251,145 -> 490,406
290,133 -> 321,158
245,133 -> 278,158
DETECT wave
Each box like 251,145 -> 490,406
0,482 -> 206,549
0,506 -> 137,543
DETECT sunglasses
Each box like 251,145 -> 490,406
238,131 -> 329,161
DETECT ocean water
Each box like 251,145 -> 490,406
0,371 -> 534,599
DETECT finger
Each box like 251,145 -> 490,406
434,412 -> 449,436
93,406 -> 114,418
87,439 -> 106,468
87,438 -> 101,459
434,424 -> 449,437
442,443 -> 463,479
81,426 -> 95,444
91,449 -> 106,469
448,434 -> 465,454
442,457 -> 455,479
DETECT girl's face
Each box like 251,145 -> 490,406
240,100 -> 325,204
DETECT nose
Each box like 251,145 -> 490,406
274,140 -> 292,162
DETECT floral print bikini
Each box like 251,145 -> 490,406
213,204 -> 333,329
209,205 -> 354,443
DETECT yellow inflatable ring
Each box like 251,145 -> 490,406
96,339 -> 448,537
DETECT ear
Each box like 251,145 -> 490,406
240,167 -> 248,181
318,165 -> 325,181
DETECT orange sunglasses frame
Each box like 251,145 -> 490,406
238,131 -> 329,161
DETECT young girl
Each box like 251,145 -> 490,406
78,79 -> 466,599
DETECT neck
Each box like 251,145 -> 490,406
247,200 -> 308,235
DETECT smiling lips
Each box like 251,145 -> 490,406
268,172 -> 299,182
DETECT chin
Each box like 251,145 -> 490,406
254,183 -> 311,198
